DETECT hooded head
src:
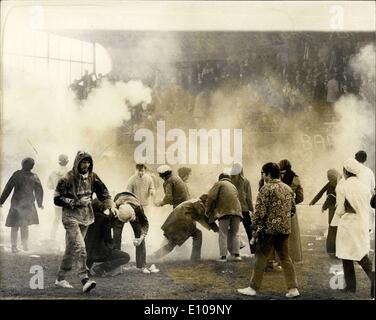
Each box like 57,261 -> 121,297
21,158 -> 35,171
343,158 -> 361,177
73,151 -> 93,175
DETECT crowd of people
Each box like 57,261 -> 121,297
1,149 -> 374,298
70,33 -> 374,140
69,70 -> 106,100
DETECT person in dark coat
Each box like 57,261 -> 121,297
206,173 -> 243,262
279,159 -> 304,263
230,163 -> 255,254
309,168 -> 341,257
0,158 -> 43,253
112,191 -> 150,273
85,199 -> 130,277
149,194 -> 219,261
155,165 -> 190,209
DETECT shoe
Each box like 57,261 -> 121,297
55,279 -> 74,288
92,265 -> 106,277
148,264 -> 160,273
237,286 -> 257,296
82,279 -> 96,293
227,255 -> 242,262
139,267 -> 151,274
108,266 -> 123,277
286,288 -> 300,298
216,256 -> 227,262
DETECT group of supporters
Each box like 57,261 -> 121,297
0,150 -> 374,298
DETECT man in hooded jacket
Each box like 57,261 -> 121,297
53,151 -> 116,292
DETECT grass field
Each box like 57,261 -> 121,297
0,232 -> 372,300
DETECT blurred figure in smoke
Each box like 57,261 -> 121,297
309,169 -> 342,257
85,199 -> 130,277
206,173 -> 243,262
149,194 -> 219,262
178,167 -> 192,198
155,165 -> 190,209
54,151 -> 116,292
0,158 -> 44,253
331,158 -> 372,293
47,154 -> 69,242
230,163 -> 255,255
278,159 -> 304,263
112,191 -> 152,274
126,163 -> 155,216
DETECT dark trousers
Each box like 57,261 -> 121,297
242,211 -> 255,254
151,228 -> 202,261
342,255 -> 372,292
87,249 -> 130,272
326,226 -> 337,255
113,220 -> 146,268
251,233 -> 298,290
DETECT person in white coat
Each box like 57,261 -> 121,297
332,158 -> 373,293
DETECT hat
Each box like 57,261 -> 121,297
230,163 -> 243,175
157,165 -> 172,175
117,204 -> 135,223
343,158 -> 361,176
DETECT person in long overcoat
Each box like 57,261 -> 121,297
331,158 -> 372,293
278,159 -> 304,263
0,158 -> 43,253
